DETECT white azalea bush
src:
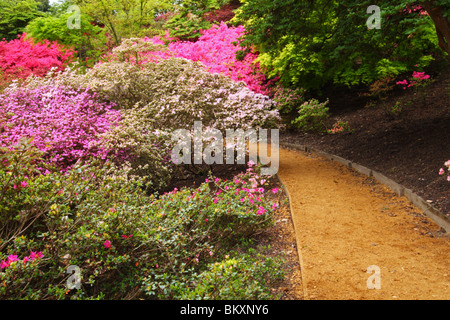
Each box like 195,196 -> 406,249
21,43 -> 280,190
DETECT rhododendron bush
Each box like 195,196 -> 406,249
115,23 -> 271,94
0,15 -> 288,300
0,33 -> 74,84
26,57 -> 280,133
439,160 -> 450,182
13,38 -> 280,189
0,85 -> 121,169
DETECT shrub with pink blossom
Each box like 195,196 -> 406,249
439,160 -> 450,182
139,23 -> 271,94
396,70 -> 431,90
0,33 -> 75,88
0,144 -> 284,299
0,85 -> 121,169
25,57 -> 280,133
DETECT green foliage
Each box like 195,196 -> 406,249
177,249 -> 286,299
25,12 -> 107,67
0,142 -> 282,299
0,0 -> 44,40
234,0 -> 448,91
269,85 -> 306,114
73,0 -> 171,46
390,101 -> 403,116
164,0 -> 226,40
291,98 -> 330,133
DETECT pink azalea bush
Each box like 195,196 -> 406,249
139,23 -> 270,94
396,70 -> 431,89
0,85 -> 121,169
0,33 -> 74,82
439,160 -> 450,182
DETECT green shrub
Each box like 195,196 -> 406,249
0,142 -> 282,299
163,0 -> 226,40
25,12 -> 107,67
234,0 -> 448,90
0,0 -> 44,41
269,85 -> 306,114
177,249 -> 286,299
291,98 -> 330,133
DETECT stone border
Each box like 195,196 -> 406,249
279,142 -> 450,233
273,173 -> 309,300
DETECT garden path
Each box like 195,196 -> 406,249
268,146 -> 449,300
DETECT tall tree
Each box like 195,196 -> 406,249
73,0 -> 171,46
233,0 -> 448,90
422,0 -> 450,54
0,0 -> 44,40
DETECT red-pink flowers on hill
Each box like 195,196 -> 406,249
412,71 -> 430,80
0,33 -> 75,80
396,70 -> 431,89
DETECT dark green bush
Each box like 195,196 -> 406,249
0,141 -> 284,299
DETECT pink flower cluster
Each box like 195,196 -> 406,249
12,181 -> 28,189
0,251 -> 44,270
412,71 -> 430,80
0,85 -> 122,169
403,6 -> 428,16
146,23 -> 269,94
0,33 -> 74,80
396,71 -> 430,89
439,160 -> 450,182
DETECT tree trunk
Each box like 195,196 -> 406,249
422,1 -> 450,55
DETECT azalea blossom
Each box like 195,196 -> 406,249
103,240 -> 112,249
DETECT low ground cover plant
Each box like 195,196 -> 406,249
0,141 -> 285,299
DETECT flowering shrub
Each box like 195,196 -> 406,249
21,54 -> 280,190
178,250 -> 285,299
27,58 -> 280,132
439,160 -> 450,182
396,71 -> 431,90
0,144 -> 284,299
269,85 -> 306,114
0,251 -> 44,270
0,33 -> 74,84
327,120 -> 353,134
145,23 -> 270,94
0,85 -> 121,169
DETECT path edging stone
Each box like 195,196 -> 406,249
279,142 -> 450,233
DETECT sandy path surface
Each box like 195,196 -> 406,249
275,147 -> 449,300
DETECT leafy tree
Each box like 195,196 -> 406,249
72,0 -> 172,46
25,11 -> 107,66
0,0 -> 44,40
421,0 -> 449,54
233,0 -> 448,91
164,0 -> 227,40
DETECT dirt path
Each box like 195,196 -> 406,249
274,147 -> 449,300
